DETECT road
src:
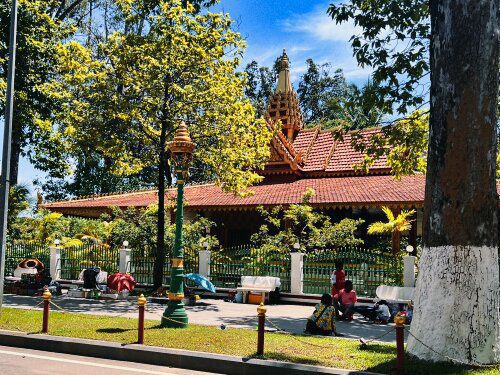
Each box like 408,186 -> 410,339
0,345 -> 219,375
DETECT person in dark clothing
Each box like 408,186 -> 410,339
83,268 -> 100,289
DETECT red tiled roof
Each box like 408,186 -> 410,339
43,175 -> 429,212
326,129 -> 388,173
267,127 -> 390,175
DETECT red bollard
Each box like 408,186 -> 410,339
394,313 -> 406,374
137,294 -> 147,344
257,302 -> 266,355
42,289 -> 52,333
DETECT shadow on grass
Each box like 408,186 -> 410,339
96,327 -> 134,334
364,355 -> 494,375
359,342 -> 396,355
262,352 -> 325,366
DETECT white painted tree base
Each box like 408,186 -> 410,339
407,246 -> 499,364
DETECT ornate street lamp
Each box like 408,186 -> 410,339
162,122 -> 195,328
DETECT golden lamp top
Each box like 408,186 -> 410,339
169,122 -> 195,154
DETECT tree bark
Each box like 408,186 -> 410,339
408,0 -> 499,364
153,146 -> 166,290
8,118 -> 21,186
391,207 -> 402,255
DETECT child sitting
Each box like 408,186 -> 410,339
374,300 -> 391,324
333,280 -> 357,321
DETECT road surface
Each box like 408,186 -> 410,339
0,345 -> 219,375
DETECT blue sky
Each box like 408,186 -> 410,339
6,0 -> 371,192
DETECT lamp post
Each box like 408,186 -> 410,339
0,0 -> 19,314
161,122 -> 195,328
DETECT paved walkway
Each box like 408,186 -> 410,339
3,294 -> 407,343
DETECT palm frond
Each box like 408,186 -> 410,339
368,222 -> 393,234
381,206 -> 395,222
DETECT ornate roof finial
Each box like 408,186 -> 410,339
280,49 -> 289,70
277,48 -> 292,94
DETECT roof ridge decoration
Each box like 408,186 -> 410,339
323,131 -> 341,170
267,125 -> 304,171
303,126 -> 321,163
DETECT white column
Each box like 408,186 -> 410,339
119,247 -> 132,274
290,252 -> 304,295
403,255 -> 416,287
198,250 -> 211,278
49,246 -> 61,281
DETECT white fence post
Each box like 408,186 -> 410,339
119,245 -> 132,274
403,255 -> 416,287
290,252 -> 304,295
198,250 -> 211,278
49,245 -> 61,281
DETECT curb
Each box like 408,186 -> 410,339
0,330 -> 381,375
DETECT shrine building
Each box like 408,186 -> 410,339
43,50 -> 458,249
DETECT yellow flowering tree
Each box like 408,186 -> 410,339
42,0 -> 272,287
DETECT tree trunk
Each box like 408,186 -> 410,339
8,118 -> 21,186
408,0 -> 499,364
391,207 -> 401,255
153,148 -> 166,290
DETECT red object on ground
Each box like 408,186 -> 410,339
107,273 -> 136,292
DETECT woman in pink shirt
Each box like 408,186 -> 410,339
333,280 -> 357,321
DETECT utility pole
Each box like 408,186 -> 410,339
0,0 -> 19,314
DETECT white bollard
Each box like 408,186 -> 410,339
49,246 -> 61,281
119,245 -> 132,274
198,250 -> 211,278
290,252 -> 304,295
403,255 -> 416,287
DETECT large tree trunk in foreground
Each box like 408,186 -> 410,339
408,0 -> 499,364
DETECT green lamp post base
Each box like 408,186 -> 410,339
161,300 -> 188,328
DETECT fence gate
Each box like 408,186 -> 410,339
210,245 -> 291,292
303,247 -> 402,297
59,244 -> 119,280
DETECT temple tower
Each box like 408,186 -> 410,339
265,49 -> 304,142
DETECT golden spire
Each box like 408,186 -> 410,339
276,49 -> 292,94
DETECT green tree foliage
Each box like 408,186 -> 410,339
251,189 -> 364,253
327,1 -> 433,177
38,153 -> 157,201
42,0 -> 272,287
350,110 -> 429,176
10,206 -> 218,253
328,0 -> 429,116
297,58 -> 349,126
243,60 -> 275,117
6,183 -> 31,239
0,0 -> 86,183
342,80 -> 384,130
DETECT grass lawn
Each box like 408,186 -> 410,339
0,308 -> 497,375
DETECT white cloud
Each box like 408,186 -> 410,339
281,7 -> 360,42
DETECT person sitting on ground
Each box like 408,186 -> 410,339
333,280 -> 357,321
305,293 -> 343,336
330,260 -> 345,297
374,300 -> 391,324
